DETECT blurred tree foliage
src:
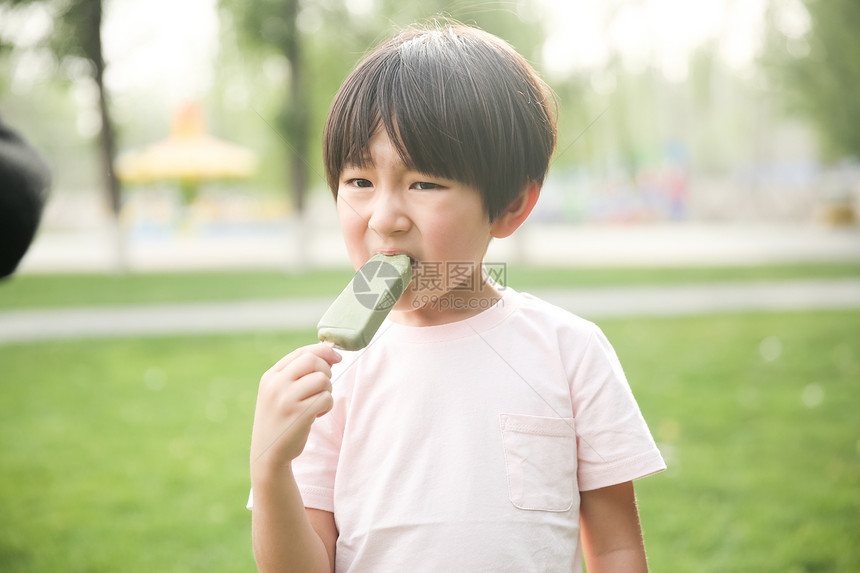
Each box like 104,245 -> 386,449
765,0 -> 860,160
219,0 -> 311,214
0,0 -> 122,240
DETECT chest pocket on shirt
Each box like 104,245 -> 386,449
499,413 -> 578,512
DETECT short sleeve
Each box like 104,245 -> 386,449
568,325 -> 665,491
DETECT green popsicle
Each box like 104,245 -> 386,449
317,254 -> 413,350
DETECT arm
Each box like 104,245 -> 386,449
250,343 -> 341,573
251,471 -> 337,573
579,481 -> 649,573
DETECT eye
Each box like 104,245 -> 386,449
345,178 -> 373,188
412,181 -> 443,191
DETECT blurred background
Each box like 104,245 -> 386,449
1,0 -> 859,272
1,1 -> 859,572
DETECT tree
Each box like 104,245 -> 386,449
220,0 -> 311,217
765,0 -> 860,160
1,0 -> 124,268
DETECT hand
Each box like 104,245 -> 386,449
250,343 -> 342,479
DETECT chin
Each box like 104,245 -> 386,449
393,292 -> 419,313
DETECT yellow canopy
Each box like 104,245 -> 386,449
115,102 -> 257,183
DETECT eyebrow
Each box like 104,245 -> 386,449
343,147 -> 413,172
343,149 -> 374,169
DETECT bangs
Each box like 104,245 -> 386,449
325,30 -> 481,186
323,25 -> 556,220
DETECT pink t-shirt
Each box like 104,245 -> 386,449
256,287 -> 665,572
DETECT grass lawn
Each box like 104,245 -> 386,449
1,261 -> 859,309
0,310 -> 858,571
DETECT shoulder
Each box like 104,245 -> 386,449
504,288 -> 600,342
503,288 -> 625,375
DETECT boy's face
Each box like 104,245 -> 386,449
336,129 -> 501,326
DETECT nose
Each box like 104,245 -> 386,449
366,186 -> 410,236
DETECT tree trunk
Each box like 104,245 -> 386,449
85,0 -> 124,271
283,0 -> 310,268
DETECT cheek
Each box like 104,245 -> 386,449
421,223 -> 462,258
424,211 -> 490,259
338,192 -> 369,227
337,205 -> 360,236
337,198 -> 369,266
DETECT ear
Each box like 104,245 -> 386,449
490,182 -> 541,239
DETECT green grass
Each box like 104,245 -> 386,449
609,311 -> 860,572
0,269 -> 355,310
0,311 -> 858,571
0,332 -> 306,572
1,262 -> 859,309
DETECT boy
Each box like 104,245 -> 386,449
249,22 -> 665,572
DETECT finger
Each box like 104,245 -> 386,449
282,353 -> 334,382
271,343 -> 341,374
270,347 -> 302,373
308,342 -> 343,366
302,390 -> 334,419
290,371 -> 333,402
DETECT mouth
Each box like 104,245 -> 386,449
375,251 -> 418,269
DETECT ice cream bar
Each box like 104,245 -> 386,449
317,254 -> 413,350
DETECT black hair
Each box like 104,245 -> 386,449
323,22 -> 557,221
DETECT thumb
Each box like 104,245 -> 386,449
315,341 -> 343,366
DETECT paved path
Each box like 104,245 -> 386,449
2,278 -> 859,345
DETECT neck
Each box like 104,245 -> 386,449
390,275 -> 504,327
